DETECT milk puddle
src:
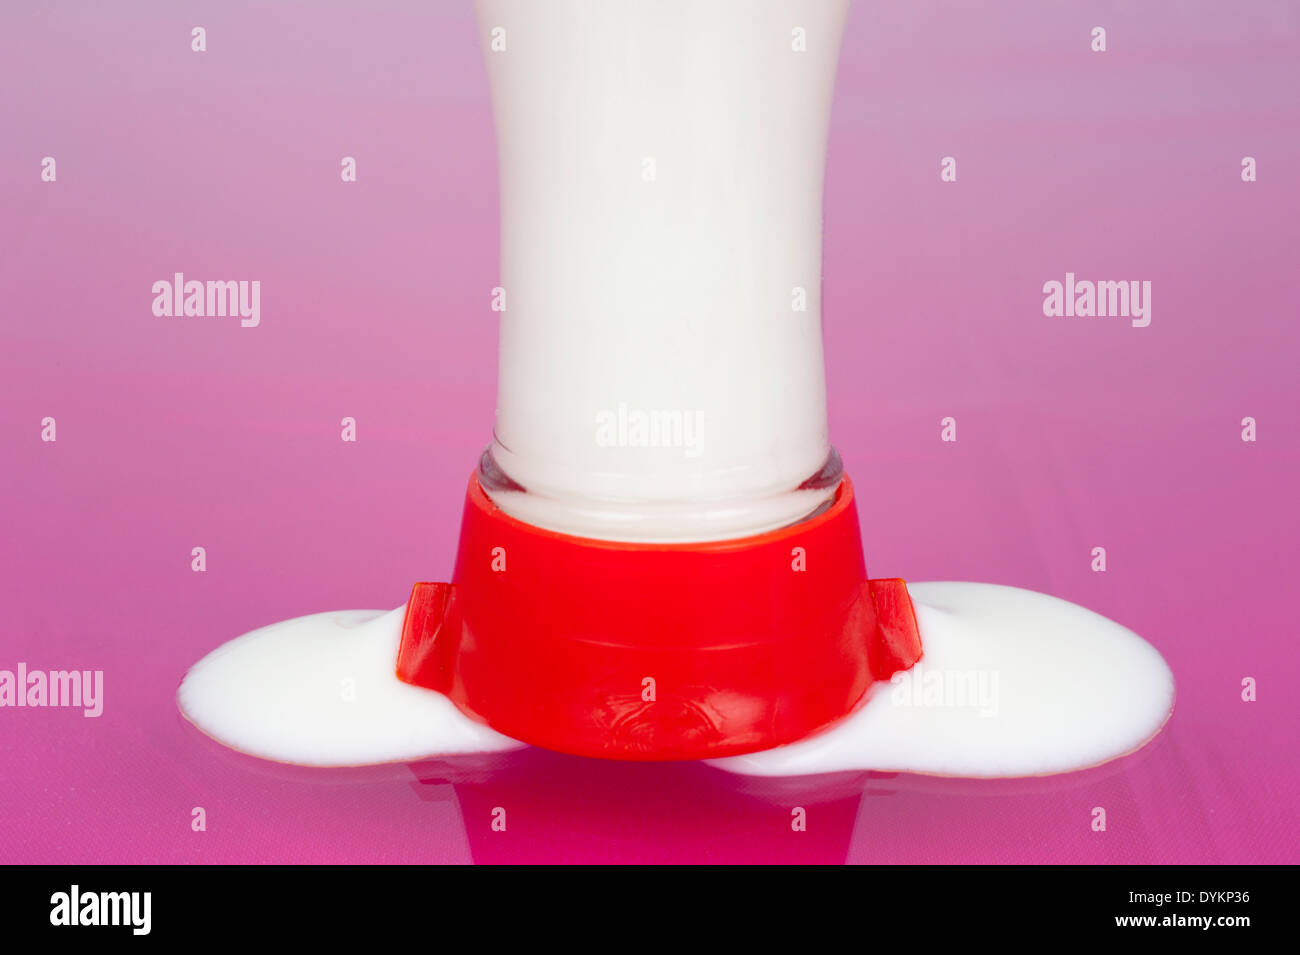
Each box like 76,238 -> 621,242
177,608 -> 522,767
178,582 -> 1174,778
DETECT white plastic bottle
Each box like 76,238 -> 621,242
476,0 -> 850,542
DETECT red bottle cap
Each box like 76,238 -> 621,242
397,474 -> 922,761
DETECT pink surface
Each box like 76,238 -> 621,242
2,0 -> 1297,863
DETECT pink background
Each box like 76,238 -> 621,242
2,0 -> 1297,863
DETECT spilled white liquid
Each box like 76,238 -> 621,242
178,582 -> 1173,777
177,608 -> 524,767
709,582 -> 1175,778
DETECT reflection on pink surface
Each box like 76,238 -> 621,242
2,0 -> 1298,863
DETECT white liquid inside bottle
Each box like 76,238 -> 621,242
476,0 -> 850,542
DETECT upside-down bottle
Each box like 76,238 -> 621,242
396,0 -> 922,760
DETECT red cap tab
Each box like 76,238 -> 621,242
866,577 -> 924,677
396,582 -> 454,693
